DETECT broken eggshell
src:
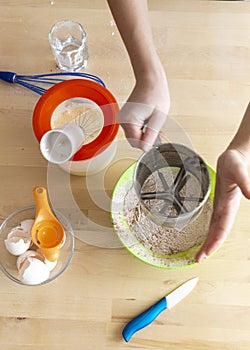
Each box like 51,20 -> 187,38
20,219 -> 34,233
37,248 -> 58,271
16,249 -> 45,270
4,227 -> 32,256
17,250 -> 50,285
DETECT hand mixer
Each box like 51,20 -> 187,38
0,71 -> 105,95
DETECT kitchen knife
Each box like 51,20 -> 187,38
122,277 -> 198,342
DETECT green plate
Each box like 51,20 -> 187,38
111,163 -> 216,269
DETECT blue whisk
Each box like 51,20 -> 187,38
0,71 -> 106,95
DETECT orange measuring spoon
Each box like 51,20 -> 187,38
31,186 -> 65,262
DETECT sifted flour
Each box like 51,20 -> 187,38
123,187 -> 212,255
141,168 -> 204,217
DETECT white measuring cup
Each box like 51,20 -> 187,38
40,123 -> 84,164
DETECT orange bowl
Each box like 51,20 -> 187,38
32,79 -> 119,162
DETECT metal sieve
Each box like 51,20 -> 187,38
133,143 -> 211,229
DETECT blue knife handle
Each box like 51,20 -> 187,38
122,297 -> 167,342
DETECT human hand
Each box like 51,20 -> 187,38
196,148 -> 250,262
117,74 -> 170,152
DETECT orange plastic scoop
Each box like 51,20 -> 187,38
31,186 -> 65,262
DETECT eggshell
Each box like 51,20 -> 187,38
4,227 -> 31,256
44,258 -> 57,272
20,219 -> 34,233
18,257 -> 50,285
17,250 -> 45,270
32,249 -> 58,272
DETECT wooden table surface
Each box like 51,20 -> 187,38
1,1 -> 250,349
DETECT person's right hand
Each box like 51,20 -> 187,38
196,148 -> 250,262
117,73 -> 170,152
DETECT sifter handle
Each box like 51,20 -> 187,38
142,119 -> 162,147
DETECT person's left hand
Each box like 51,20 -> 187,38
196,148 -> 250,262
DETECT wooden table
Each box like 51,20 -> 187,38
0,1 -> 250,349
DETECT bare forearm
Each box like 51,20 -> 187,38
107,0 -> 165,81
107,0 -> 170,150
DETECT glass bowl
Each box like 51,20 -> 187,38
0,206 -> 74,286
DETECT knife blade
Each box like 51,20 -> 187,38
122,277 -> 199,342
